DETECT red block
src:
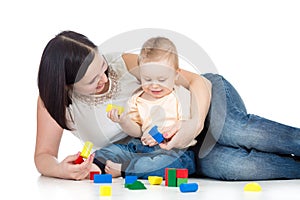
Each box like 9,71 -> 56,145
90,171 -> 100,180
73,155 -> 84,164
165,168 -> 168,186
176,168 -> 188,178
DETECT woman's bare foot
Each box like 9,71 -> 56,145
105,160 -> 121,178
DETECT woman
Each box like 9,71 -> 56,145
35,31 -> 209,180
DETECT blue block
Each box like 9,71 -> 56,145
179,183 -> 198,193
94,174 -> 112,183
125,176 -> 138,184
149,126 -> 164,143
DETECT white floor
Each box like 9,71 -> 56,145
32,176 -> 299,200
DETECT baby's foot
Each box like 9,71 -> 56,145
105,160 -> 122,178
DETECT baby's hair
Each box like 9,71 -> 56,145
139,37 -> 179,69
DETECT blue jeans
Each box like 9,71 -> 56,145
193,73 -> 300,180
94,138 -> 195,179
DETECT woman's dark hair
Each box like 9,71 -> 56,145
38,31 -> 97,130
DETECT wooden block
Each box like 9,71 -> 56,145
176,168 -> 188,178
89,171 -> 100,180
165,168 -> 168,186
148,125 -> 164,143
244,182 -> 262,192
125,181 -> 147,190
80,141 -> 93,159
179,183 -> 198,193
94,174 -> 112,183
106,104 -> 124,115
167,168 -> 177,187
100,185 -> 112,196
148,176 -> 163,185
125,176 -> 138,184
177,178 -> 188,186
73,155 -> 84,164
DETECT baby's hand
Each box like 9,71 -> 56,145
107,109 -> 121,123
141,134 -> 158,147
107,109 -> 128,125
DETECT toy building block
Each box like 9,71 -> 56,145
148,176 -> 163,185
99,185 -> 112,196
125,176 -> 138,184
73,141 -> 93,164
80,141 -> 93,159
125,181 -> 147,190
176,168 -> 188,178
90,171 -> 100,180
94,174 -> 112,183
106,104 -> 124,115
179,183 -> 198,193
177,178 -> 188,186
165,168 -> 168,186
73,155 -> 84,164
165,168 -> 177,187
149,125 -> 164,143
243,182 -> 262,192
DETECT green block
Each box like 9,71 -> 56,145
167,168 -> 177,187
177,178 -> 188,187
125,180 -> 147,190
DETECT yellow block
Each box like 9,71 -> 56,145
106,104 -> 124,115
244,182 -> 262,192
148,176 -> 163,185
80,141 -> 93,159
100,185 -> 112,196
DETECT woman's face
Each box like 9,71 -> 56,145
73,53 -> 109,95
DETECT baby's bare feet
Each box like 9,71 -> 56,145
105,160 -> 122,178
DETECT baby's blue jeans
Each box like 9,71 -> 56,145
94,138 -> 195,179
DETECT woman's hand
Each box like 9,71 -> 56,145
58,153 -> 95,180
159,120 -> 197,150
160,121 -> 182,140
159,121 -> 181,150
141,122 -> 182,148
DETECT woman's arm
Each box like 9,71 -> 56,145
162,69 -> 211,149
35,96 -> 96,180
122,53 -> 140,80
177,69 -> 212,133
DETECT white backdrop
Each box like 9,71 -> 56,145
1,0 -> 299,195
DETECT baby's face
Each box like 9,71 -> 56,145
139,62 -> 177,99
